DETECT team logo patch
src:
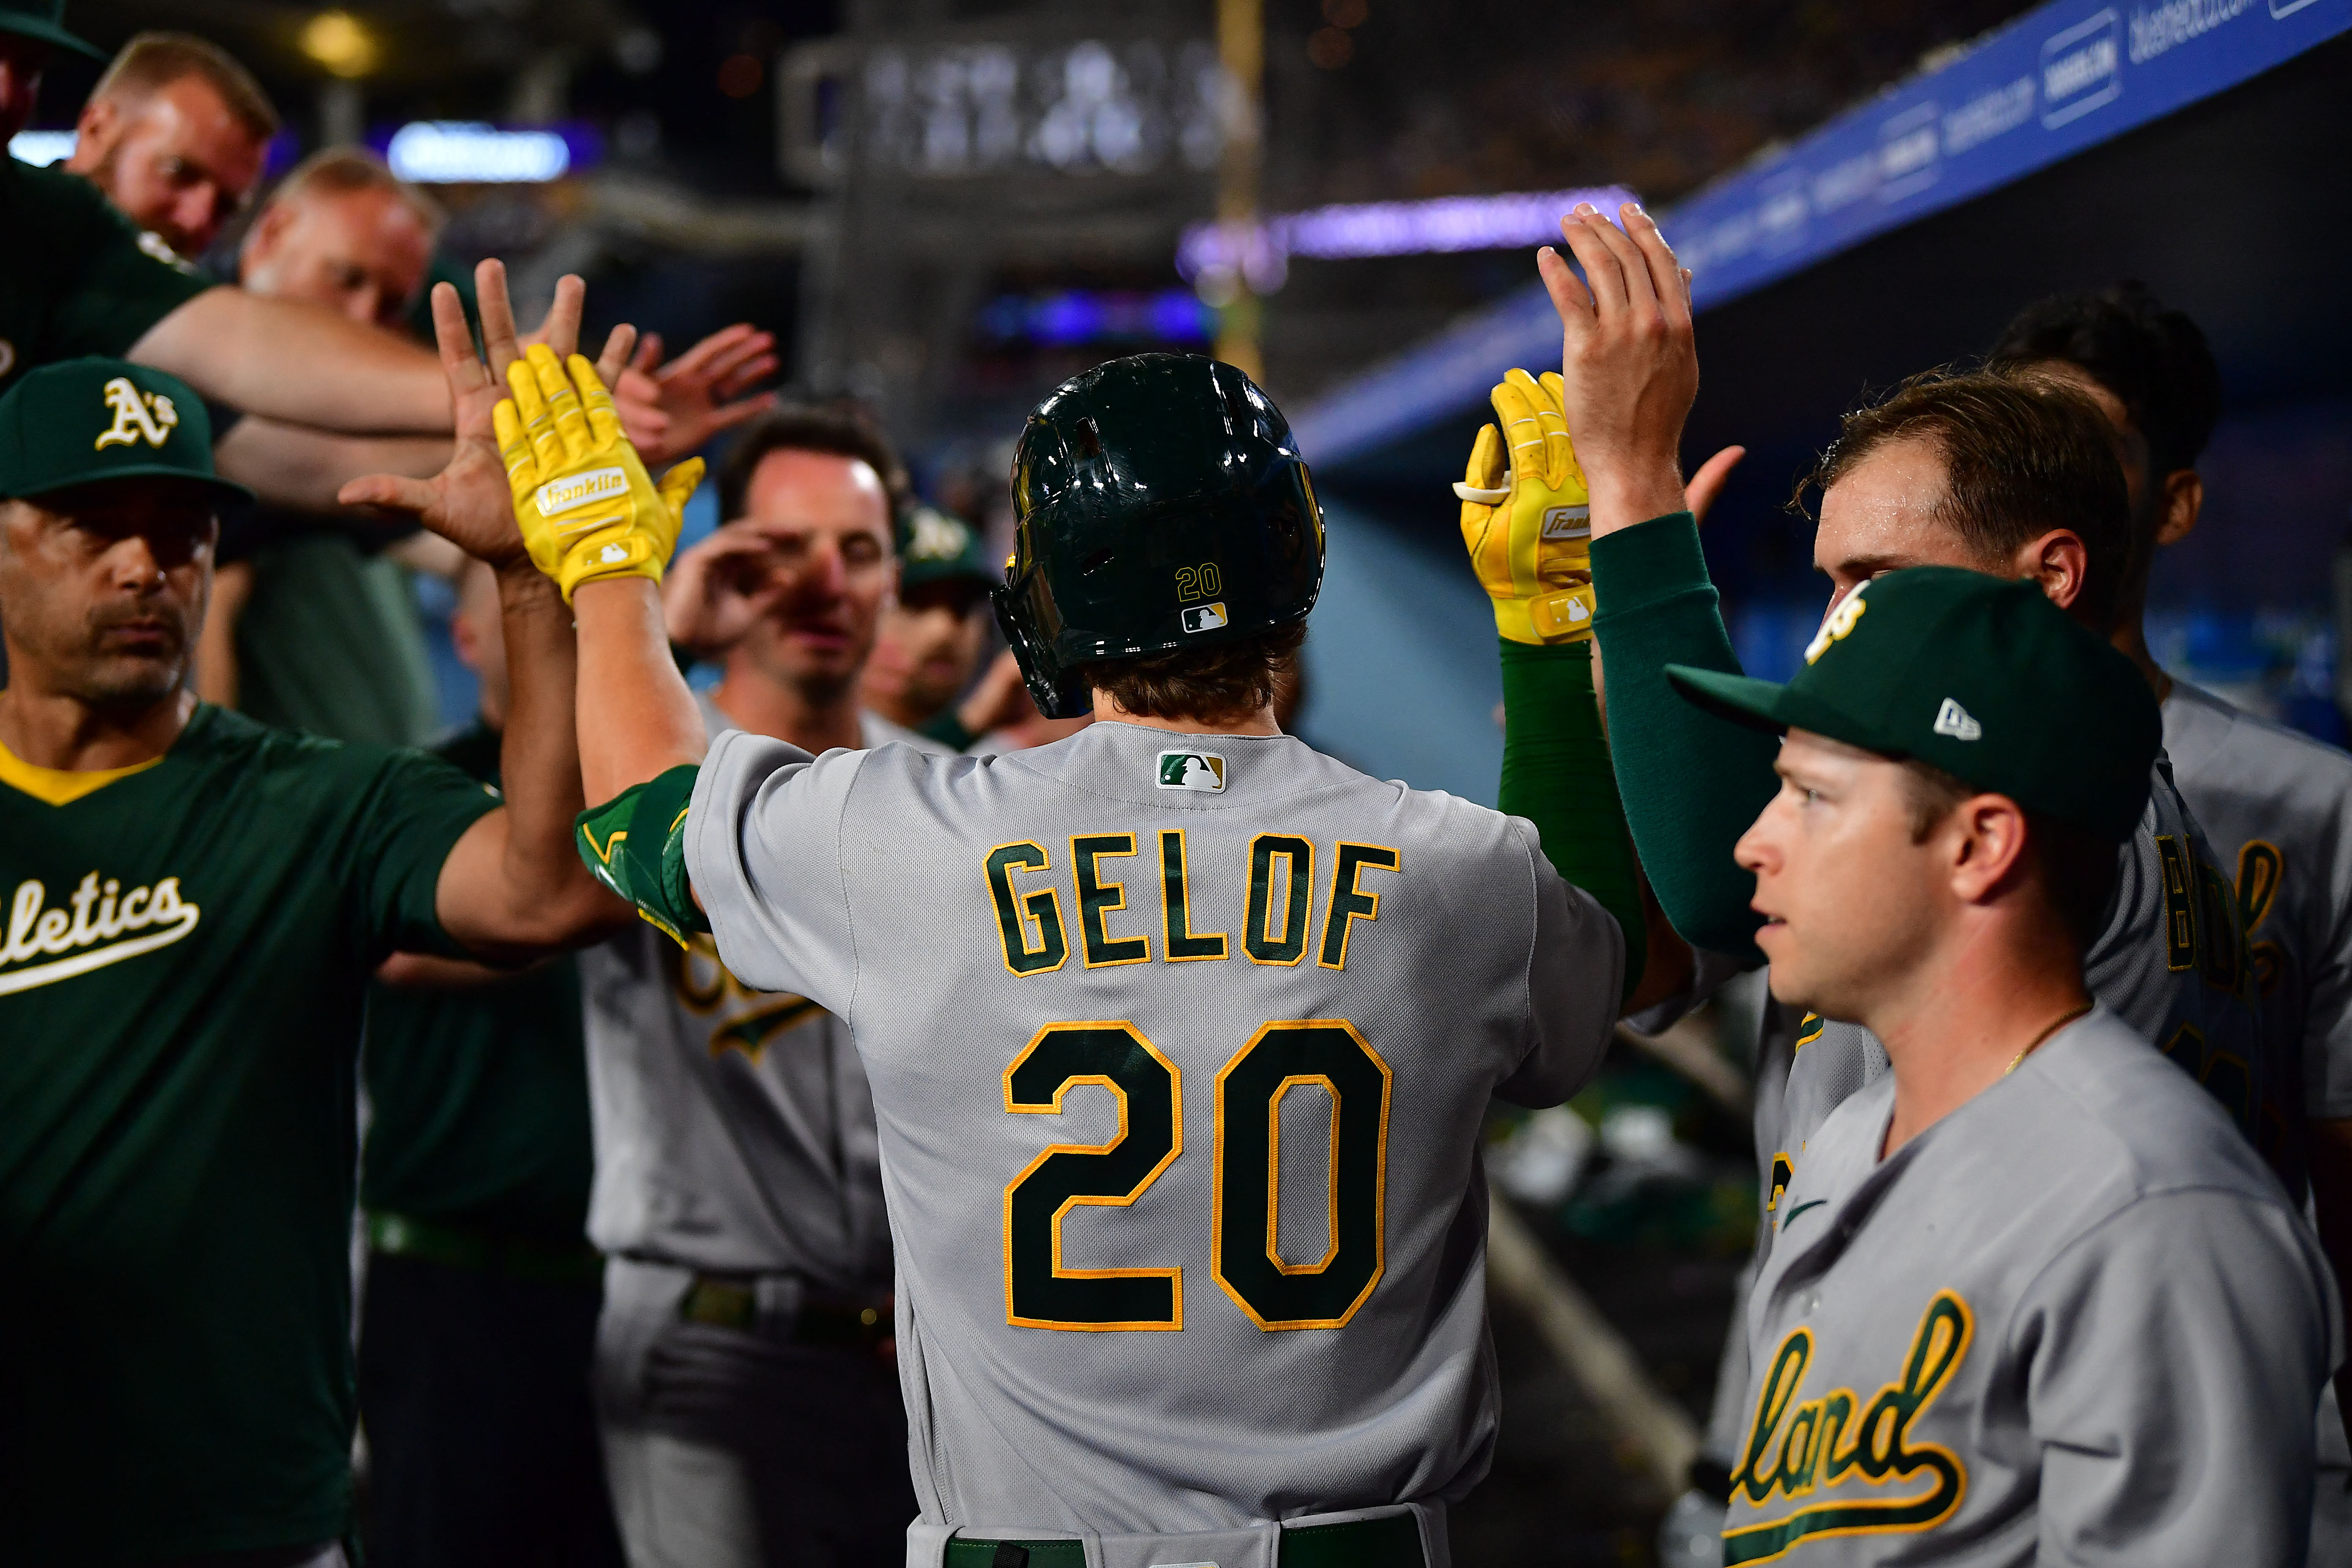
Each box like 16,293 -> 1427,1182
1803,582 -> 1870,665
94,376 -> 179,452
536,466 -> 629,515
1931,698 -> 1982,741
906,509 -> 969,562
1157,751 -> 1227,792
1180,601 -> 1228,634
1540,504 -> 1591,540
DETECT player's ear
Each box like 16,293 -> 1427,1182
2015,529 -> 2087,615
2155,471 -> 2203,547
1949,794 -> 2029,904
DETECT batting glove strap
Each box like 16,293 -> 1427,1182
576,764 -> 708,945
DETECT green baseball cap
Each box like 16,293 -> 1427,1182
897,503 -> 994,592
0,358 -> 251,504
0,0 -> 105,60
1667,566 -> 2158,841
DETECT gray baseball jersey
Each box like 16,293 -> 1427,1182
582,708 -> 943,1284
1755,752 -> 2270,1231
2163,679 -> 2352,1122
683,719 -> 1622,1540
1727,1005 -> 2335,1565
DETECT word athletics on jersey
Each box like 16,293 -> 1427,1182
1,871 -> 201,997
985,832 -> 1400,976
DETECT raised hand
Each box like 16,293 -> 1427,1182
1538,201 -> 1699,539
662,520 -> 795,657
617,324 -> 781,466
340,262 -> 636,567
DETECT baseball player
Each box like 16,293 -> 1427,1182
1989,283 -> 2352,1549
439,347 -> 1684,1566
0,268 -> 644,1563
1685,565 -> 2336,1562
861,501 -> 1037,752
579,405 -> 942,1568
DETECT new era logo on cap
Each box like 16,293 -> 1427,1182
1181,602 -> 1228,634
1157,752 -> 1226,792
1933,698 -> 1982,741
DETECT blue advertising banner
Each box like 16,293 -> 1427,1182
1293,0 -> 2350,468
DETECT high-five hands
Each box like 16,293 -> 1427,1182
340,261 -> 640,569
1457,368 -> 1597,644
1538,201 -> 1700,540
496,348 -> 703,601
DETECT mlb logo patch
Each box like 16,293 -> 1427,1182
1181,602 -> 1228,634
1157,752 -> 1226,792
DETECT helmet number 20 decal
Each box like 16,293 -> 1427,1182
1174,563 -> 1223,602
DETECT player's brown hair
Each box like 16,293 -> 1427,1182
260,147 -> 444,240
1797,369 -> 2133,632
93,32 -> 279,143
718,403 -> 911,525
1900,760 -> 2118,952
1082,623 -> 1307,727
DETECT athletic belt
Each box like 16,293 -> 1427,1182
680,1274 -> 893,1354
942,1513 -> 1425,1568
366,1210 -> 604,1287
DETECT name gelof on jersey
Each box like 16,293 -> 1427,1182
0,870 -> 201,996
982,831 -> 1401,977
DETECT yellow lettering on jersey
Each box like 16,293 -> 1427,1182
1725,1291 -> 1973,1565
985,841 -> 1069,976
0,871 -> 201,996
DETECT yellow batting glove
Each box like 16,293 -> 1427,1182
493,344 -> 705,602
1456,368 -> 1595,643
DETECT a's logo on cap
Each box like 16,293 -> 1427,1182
1933,698 -> 1983,741
1157,751 -> 1226,792
94,376 -> 179,452
1180,602 -> 1228,634
906,509 -> 969,561
1803,582 -> 1870,665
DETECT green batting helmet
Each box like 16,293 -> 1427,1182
992,354 -> 1325,719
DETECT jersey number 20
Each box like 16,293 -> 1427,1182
1004,1019 -> 1391,1331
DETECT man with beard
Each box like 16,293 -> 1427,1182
63,30 -> 274,259
583,405 -> 940,1568
0,262 -> 651,1564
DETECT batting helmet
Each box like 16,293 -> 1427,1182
992,354 -> 1325,719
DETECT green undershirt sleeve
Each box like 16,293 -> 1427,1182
1498,639 -> 1646,1005
1589,512 -> 1779,963
576,764 -> 710,945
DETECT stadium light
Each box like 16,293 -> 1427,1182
7,131 -> 76,167
386,122 -> 573,184
1179,185 -> 1641,294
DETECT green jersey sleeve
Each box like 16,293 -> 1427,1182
1588,512 -> 1780,963
576,764 -> 708,946
347,747 -> 505,958
0,159 -> 214,385
1497,639 -> 1646,1004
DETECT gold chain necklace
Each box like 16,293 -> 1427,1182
2004,1002 -> 2095,1076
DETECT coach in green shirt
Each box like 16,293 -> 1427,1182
0,325 -> 627,1561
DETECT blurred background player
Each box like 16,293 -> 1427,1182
63,28 -> 272,259
1988,283 -> 2352,1552
193,146 -> 447,746
586,404 -> 936,1568
858,500 -> 1033,752
357,558 -> 623,1568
